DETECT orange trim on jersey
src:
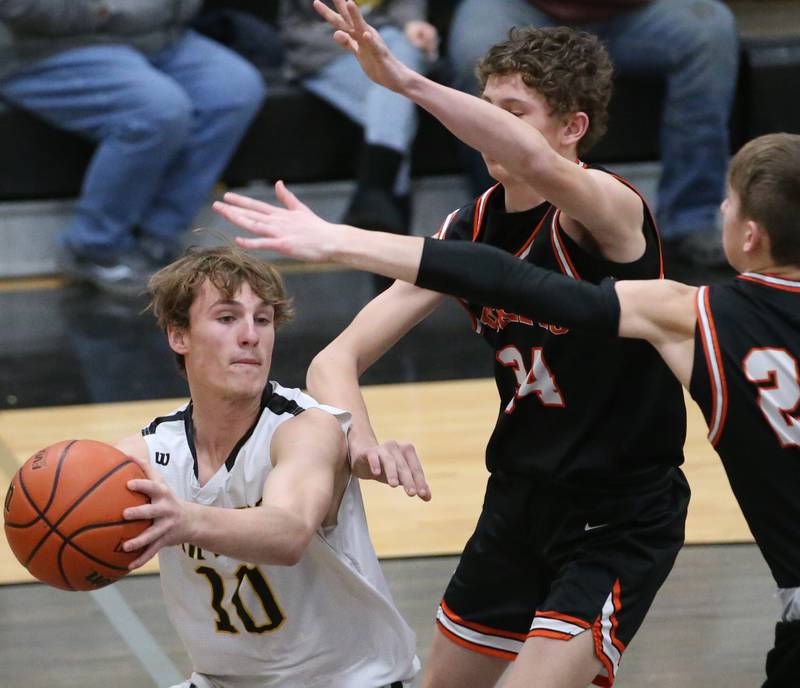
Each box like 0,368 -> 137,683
455,297 -> 479,333
440,600 -> 529,641
528,628 -> 575,642
472,185 -> 501,241
516,207 -> 552,258
550,210 -> 581,279
535,609 -> 592,629
696,287 -> 729,445
434,208 -> 459,240
436,621 -> 518,661
737,273 -> 800,293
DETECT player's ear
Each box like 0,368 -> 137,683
744,220 -> 768,255
561,111 -> 589,149
167,325 -> 189,356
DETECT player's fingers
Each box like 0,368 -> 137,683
125,478 -> 161,498
216,205 -> 274,236
332,0 -> 355,31
313,0 -> 345,28
333,30 -> 358,53
275,180 -> 310,212
218,204 -> 284,229
345,0 -> 370,35
213,202 -> 260,231
222,191 -> 277,214
366,451 -> 383,477
394,459 -> 416,497
127,540 -> 161,570
401,446 -> 431,501
235,236 -> 285,252
381,448 -> 400,488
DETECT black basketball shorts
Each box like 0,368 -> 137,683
436,467 -> 690,687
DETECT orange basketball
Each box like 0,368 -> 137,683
3,439 -> 152,590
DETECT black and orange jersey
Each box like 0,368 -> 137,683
435,176 -> 686,490
691,273 -> 800,587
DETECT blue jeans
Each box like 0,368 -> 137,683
448,0 -> 739,239
302,26 -> 426,196
0,30 -> 266,259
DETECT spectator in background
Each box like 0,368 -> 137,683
0,1 -> 266,297
447,0 -> 739,267
280,0 -> 438,238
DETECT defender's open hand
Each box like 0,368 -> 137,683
313,0 -> 411,93
213,182 -> 342,263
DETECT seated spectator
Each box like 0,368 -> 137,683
0,1 -> 266,297
447,0 -> 739,267
279,0 -> 438,238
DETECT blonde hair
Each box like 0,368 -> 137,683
148,244 -> 293,372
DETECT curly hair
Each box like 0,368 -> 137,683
148,243 -> 294,373
475,26 -> 613,156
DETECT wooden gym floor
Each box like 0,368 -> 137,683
0,262 -> 777,687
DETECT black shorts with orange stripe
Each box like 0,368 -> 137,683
437,467 -> 690,687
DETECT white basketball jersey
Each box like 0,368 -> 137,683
141,381 -> 420,688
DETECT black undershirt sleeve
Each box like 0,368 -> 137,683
416,237 -> 621,336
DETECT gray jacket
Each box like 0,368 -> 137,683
279,0 -> 426,80
0,0 -> 202,81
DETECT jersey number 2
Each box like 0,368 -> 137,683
497,346 -> 565,413
744,348 -> 800,448
197,564 -> 285,634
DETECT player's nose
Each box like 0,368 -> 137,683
238,317 -> 260,345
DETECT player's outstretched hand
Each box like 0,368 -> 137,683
313,0 -> 412,93
350,439 -> 431,501
214,182 -> 341,262
121,455 -> 194,569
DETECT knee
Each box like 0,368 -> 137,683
217,56 -> 267,115
194,46 -> 267,120
678,1 -> 739,65
117,82 -> 193,146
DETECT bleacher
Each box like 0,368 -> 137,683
0,0 -> 799,277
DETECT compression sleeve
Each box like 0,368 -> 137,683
416,237 -> 621,336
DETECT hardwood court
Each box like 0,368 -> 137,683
0,379 -> 750,585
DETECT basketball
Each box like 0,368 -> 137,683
3,439 -> 152,591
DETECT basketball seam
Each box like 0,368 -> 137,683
20,455 -> 138,588
12,440 -> 76,529
57,520 -> 135,588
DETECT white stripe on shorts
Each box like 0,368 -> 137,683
436,605 -> 524,655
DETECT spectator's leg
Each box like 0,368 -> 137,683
0,45 -> 194,263
303,26 -> 424,236
447,0 -> 554,196
597,0 -> 738,264
141,30 -> 266,262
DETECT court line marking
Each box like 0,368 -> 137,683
0,432 -> 20,479
90,585 -> 184,687
0,435 -> 182,685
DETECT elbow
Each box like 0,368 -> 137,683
275,543 -> 304,567
273,515 -> 314,567
307,344 -> 361,392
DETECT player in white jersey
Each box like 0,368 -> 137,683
114,245 -> 421,688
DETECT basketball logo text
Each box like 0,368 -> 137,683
31,450 -> 46,470
85,570 -> 115,588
